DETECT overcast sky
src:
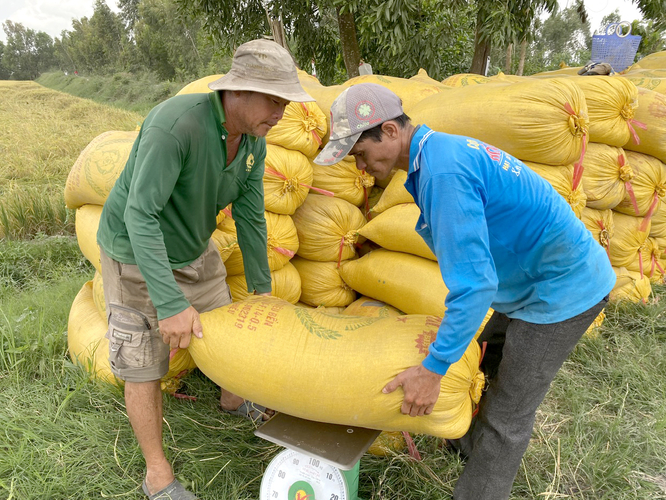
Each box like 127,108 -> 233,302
0,0 -> 645,43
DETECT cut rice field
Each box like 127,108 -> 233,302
0,81 -> 142,238
0,80 -> 665,499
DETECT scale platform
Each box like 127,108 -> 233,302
255,413 -> 382,500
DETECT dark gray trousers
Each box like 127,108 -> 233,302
452,298 -> 608,500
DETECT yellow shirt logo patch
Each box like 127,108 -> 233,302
246,153 -> 255,172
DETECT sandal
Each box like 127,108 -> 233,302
142,478 -> 198,500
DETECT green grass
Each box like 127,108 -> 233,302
37,71 -> 187,116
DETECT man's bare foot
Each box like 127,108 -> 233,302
219,388 -> 273,421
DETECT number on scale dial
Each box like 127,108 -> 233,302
260,449 -> 348,500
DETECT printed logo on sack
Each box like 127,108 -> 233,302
415,330 -> 438,355
246,153 -> 255,172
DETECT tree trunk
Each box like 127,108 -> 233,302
517,38 -> 527,76
469,12 -> 491,75
505,43 -> 513,74
336,7 -> 361,79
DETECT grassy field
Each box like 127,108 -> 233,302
0,81 -> 143,239
1,81 -> 665,499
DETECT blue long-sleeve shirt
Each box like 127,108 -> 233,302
405,126 -> 616,376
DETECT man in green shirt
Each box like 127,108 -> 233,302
96,39 -> 313,500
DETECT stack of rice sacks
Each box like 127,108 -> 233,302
65,73 -> 485,438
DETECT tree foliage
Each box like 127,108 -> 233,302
1,21 -> 54,80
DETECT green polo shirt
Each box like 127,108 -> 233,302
97,91 -> 271,320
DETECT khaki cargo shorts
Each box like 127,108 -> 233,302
100,240 -> 232,383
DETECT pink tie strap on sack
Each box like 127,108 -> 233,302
564,102 -> 587,191
627,118 -> 647,145
639,192 -> 660,232
300,102 -> 323,147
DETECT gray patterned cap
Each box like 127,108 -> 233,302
208,39 -> 314,102
314,83 -> 404,166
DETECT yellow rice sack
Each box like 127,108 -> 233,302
523,162 -> 586,218
650,200 -> 666,238
441,73 -> 492,87
608,211 -> 651,269
68,281 -> 197,392
410,69 -> 450,90
614,151 -> 666,218
359,203 -> 437,260
622,87 -> 666,164
631,51 -> 666,71
291,257 -> 357,307
550,76 -> 638,147
623,69 -> 666,95
611,267 -> 651,303
580,208 -> 613,259
342,74 -> 445,114
266,102 -> 328,158
531,66 -> 586,78
92,271 -> 106,317
263,144 -> 313,215
218,211 -> 299,276
227,261 -> 301,304
188,295 -> 484,438
291,194 -> 366,262
176,74 -> 222,95
626,237 -> 665,282
65,131 -> 137,209
343,296 -> 404,318
76,204 -> 103,272
410,78 -> 588,166
370,170 -> 413,215
339,248 -> 448,317
580,144 -> 633,211
297,71 -> 346,138
296,302 -> 347,315
311,157 -> 375,208
210,229 -> 236,263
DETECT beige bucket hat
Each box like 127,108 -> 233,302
208,39 -> 314,103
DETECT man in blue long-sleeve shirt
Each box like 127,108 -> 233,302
314,83 -> 615,500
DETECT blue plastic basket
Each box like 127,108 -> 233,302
591,23 -> 641,72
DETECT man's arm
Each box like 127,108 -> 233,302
384,173 -> 497,416
232,144 -> 272,294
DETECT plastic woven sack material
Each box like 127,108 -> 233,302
410,78 -> 589,166
227,261 -> 301,304
580,144 -> 633,211
291,194 -> 366,262
631,50 -> 666,70
614,151 -> 666,218
622,87 -> 666,164
626,236 -> 665,281
65,131 -> 138,209
369,170 -> 413,215
188,295 -> 485,439
341,73 -> 446,114
291,257 -> 356,308
263,144 -> 313,215
609,211 -> 651,269
343,296 -> 404,318
311,157 -> 375,208
580,207 -> 614,258
591,30 -> 641,72
339,248 -> 448,317
649,200 -> 666,238
359,203 -> 437,260
176,74 -> 223,95
441,73 -> 492,87
523,162 -> 586,219
611,266 -> 651,303
266,101 -> 328,158
218,211 -> 298,276
75,204 -> 103,273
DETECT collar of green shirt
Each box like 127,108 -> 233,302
208,90 -> 258,144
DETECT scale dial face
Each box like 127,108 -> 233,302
260,449 -> 348,500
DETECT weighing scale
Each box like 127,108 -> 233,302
255,413 -> 381,500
